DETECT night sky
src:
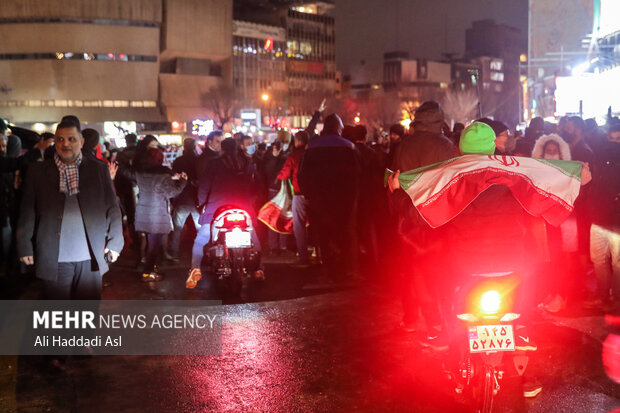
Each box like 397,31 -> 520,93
334,0 -> 528,83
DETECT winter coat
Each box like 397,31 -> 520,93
198,155 -> 259,225
298,134 -> 361,210
531,134 -> 577,253
196,146 -> 219,181
389,130 -> 456,252
135,167 -> 186,234
590,141 -> 620,229
390,131 -> 455,172
16,156 -> 123,281
262,150 -> 289,191
172,152 -> 199,207
531,134 -> 571,160
277,147 -> 304,194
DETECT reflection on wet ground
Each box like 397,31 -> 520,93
1,259 -> 619,412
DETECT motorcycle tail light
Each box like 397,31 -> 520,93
226,213 -> 246,223
500,313 -> 520,322
480,290 -> 501,315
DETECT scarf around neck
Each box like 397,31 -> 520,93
54,152 -> 83,196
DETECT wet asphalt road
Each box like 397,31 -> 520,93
0,255 -> 619,412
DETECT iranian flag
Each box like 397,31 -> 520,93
258,180 -> 294,234
387,155 -> 583,228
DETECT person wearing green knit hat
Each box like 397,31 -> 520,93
459,121 -> 496,155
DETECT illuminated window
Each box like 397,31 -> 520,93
103,100 -> 114,107
287,41 -> 298,53
300,42 -> 312,55
490,72 -> 504,82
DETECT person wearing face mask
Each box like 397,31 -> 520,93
261,131 -> 292,256
239,135 -> 257,161
532,134 -> 574,312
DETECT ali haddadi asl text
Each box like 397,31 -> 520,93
34,335 -> 121,347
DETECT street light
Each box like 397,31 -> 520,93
261,93 -> 270,102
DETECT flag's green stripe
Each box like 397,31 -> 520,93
385,157 -> 461,190
531,158 -> 582,181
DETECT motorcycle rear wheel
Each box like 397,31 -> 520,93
467,365 -> 495,413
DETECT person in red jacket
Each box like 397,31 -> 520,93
277,130 -> 310,265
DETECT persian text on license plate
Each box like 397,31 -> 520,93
224,231 -> 252,248
468,324 -> 515,353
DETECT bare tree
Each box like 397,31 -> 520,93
261,91 -> 288,129
441,88 -> 479,126
359,92 -> 401,132
202,85 -> 241,130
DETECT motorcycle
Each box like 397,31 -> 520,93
448,273 -> 528,413
202,205 -> 262,298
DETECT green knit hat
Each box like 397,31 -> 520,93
459,121 -> 496,155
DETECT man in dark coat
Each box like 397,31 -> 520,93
389,101 -> 455,332
298,113 -> 361,283
17,120 -> 123,299
391,101 -> 455,171
196,130 -> 222,179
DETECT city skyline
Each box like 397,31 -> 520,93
334,0 -> 528,83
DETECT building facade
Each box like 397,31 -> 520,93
465,19 -> 525,128
236,1 -> 337,124
0,0 -> 232,135
527,0 -> 594,119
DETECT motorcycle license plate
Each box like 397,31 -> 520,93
224,231 -> 252,248
468,324 -> 515,353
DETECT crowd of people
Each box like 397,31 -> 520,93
0,105 -> 618,319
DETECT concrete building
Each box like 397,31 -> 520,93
0,0 -> 232,135
527,0 -> 594,119
160,0 -> 233,124
382,51 -> 451,108
232,20 -> 286,129
465,19 -> 526,128
553,0 -> 620,120
236,1 -> 337,125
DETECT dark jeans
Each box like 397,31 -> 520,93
43,260 -> 101,300
145,233 -> 167,273
170,204 -> 201,257
292,195 -> 309,261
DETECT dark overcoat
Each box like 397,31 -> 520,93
16,157 -> 123,281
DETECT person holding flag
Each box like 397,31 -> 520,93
387,121 -> 591,398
